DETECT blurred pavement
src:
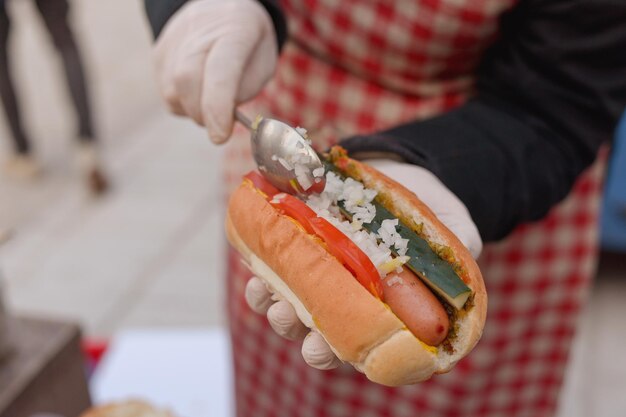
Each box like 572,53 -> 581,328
0,1 -> 624,416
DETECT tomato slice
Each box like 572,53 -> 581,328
244,171 -> 280,198
309,217 -> 384,299
245,171 -> 383,299
270,194 -> 383,299
269,194 -> 317,235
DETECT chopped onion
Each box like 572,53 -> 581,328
297,174 -> 312,191
305,169 -> 405,277
294,163 -> 309,178
270,193 -> 287,204
295,126 -> 308,138
377,219 -> 410,256
385,275 -> 403,287
278,157 -> 294,171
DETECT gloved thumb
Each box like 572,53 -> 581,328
367,159 -> 483,259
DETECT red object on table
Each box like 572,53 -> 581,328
82,339 -> 109,370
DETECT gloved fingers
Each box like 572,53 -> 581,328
200,35 -> 260,144
301,332 -> 341,370
165,97 -> 186,117
155,51 -> 186,117
157,85 -> 186,116
267,300 -> 309,341
244,276 -> 274,314
153,9 -> 191,118
235,27 -> 277,103
152,0 -> 277,140
171,52 -> 207,125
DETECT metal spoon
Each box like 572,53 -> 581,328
235,109 -> 326,195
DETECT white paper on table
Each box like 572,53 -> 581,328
90,328 -> 233,417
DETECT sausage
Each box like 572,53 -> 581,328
382,268 -> 450,346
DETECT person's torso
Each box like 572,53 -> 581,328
280,0 -> 517,98
225,0 -> 519,193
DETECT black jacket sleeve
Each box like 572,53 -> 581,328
143,0 -> 288,48
341,0 -> 626,242
143,0 -> 188,39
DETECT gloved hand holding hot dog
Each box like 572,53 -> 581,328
227,146 -> 487,386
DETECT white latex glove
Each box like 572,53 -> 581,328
244,159 -> 483,370
154,0 -> 278,143
245,276 -> 342,370
368,159 -> 483,258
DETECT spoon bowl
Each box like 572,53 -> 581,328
236,110 -> 326,195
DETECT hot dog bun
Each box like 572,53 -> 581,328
225,160 -> 486,386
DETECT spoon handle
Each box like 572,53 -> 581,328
235,109 -> 253,131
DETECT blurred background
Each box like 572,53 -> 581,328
0,1 -> 624,416
0,0 -> 225,333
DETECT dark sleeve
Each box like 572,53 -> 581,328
143,0 -> 288,48
340,0 -> 626,242
143,0 -> 187,38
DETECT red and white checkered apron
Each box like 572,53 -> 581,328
222,1 -> 606,416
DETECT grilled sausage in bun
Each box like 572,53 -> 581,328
226,146 -> 487,386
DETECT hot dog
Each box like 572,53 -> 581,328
383,268 -> 450,346
225,146 -> 487,386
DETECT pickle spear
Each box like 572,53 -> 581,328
323,160 -> 471,310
